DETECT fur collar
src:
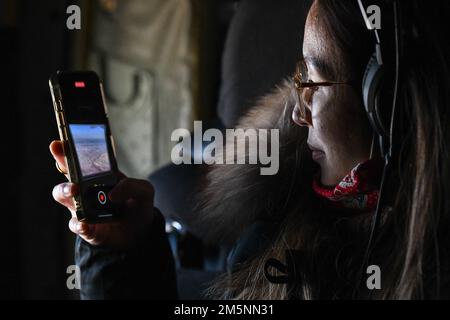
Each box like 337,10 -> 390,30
196,79 -> 317,245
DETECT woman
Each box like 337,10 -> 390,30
50,0 -> 450,299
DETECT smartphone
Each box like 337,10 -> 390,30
49,70 -> 122,223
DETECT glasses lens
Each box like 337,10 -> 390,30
299,59 -> 308,82
294,60 -> 309,121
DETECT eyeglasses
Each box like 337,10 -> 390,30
293,58 -> 354,124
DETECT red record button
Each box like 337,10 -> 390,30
98,191 -> 107,205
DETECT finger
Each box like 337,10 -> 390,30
52,182 -> 79,212
55,161 -> 67,175
68,218 -> 99,243
68,218 -> 88,235
109,178 -> 154,205
68,217 -> 81,235
49,140 -> 68,174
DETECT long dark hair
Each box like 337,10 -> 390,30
329,0 -> 450,299
207,0 -> 450,299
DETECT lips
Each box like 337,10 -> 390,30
307,143 -> 325,161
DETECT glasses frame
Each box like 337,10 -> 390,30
293,58 -> 355,123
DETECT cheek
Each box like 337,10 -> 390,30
312,89 -> 369,156
311,91 -> 345,146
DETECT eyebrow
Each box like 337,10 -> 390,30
304,56 -> 335,80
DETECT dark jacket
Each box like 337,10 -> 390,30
75,211 -> 282,299
76,208 -> 177,299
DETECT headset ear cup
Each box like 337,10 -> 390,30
374,84 -> 392,137
362,52 -> 389,138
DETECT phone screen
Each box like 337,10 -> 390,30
69,124 -> 112,177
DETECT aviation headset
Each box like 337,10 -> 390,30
358,0 -> 401,269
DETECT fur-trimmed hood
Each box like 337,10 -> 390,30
197,79 -> 317,245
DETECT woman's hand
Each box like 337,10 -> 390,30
49,140 -> 155,249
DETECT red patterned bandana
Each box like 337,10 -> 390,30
312,159 -> 384,212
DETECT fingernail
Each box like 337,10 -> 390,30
62,184 -> 71,197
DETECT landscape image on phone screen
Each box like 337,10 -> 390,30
69,124 -> 111,177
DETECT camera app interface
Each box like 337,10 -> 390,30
69,124 -> 111,177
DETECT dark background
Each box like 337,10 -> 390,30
2,0 -> 75,299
